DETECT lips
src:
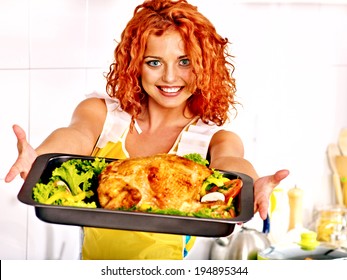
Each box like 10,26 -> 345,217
157,86 -> 184,96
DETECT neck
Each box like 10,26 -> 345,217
137,101 -> 196,133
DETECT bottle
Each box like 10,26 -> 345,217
286,185 -> 308,243
267,188 -> 288,244
288,185 -> 304,231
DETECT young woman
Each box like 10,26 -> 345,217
5,0 -> 289,259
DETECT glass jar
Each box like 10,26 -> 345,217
315,206 -> 347,247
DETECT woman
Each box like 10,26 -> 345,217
5,0 -> 289,259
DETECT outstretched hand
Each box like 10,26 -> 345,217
5,124 -> 38,183
253,169 -> 290,220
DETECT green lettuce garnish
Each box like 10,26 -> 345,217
32,158 -> 108,208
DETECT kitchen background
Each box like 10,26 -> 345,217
1,0 -> 347,259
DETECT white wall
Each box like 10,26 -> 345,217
194,0 -> 347,224
1,0 -> 347,259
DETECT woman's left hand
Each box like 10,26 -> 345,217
253,169 -> 290,220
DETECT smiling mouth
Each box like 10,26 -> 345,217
157,86 -> 184,94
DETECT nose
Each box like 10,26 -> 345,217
162,64 -> 178,83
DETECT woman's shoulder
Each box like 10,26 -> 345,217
82,91 -> 131,125
80,95 -> 106,107
73,96 -> 107,119
86,91 -> 121,111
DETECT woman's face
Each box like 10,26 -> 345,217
141,31 -> 194,109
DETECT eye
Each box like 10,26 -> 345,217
146,60 -> 161,67
179,58 -> 190,66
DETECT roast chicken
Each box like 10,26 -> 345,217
97,154 -> 242,217
97,154 -> 212,209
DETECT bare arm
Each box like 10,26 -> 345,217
5,97 -> 107,182
208,130 -> 289,220
208,130 -> 258,179
35,97 -> 107,156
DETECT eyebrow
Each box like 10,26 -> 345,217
143,55 -> 188,59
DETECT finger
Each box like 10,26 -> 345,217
13,124 -> 27,142
4,165 -> 21,183
254,193 -> 270,220
258,208 -> 268,220
256,170 -> 289,219
253,203 -> 268,220
273,169 -> 290,184
20,171 -> 28,180
13,125 -> 29,152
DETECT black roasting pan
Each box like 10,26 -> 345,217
17,153 -> 254,237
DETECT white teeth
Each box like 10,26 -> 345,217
160,87 -> 181,93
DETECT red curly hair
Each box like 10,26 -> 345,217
106,0 -> 237,126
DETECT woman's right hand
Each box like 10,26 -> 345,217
4,124 -> 38,183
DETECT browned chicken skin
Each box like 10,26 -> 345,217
97,154 -> 213,211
